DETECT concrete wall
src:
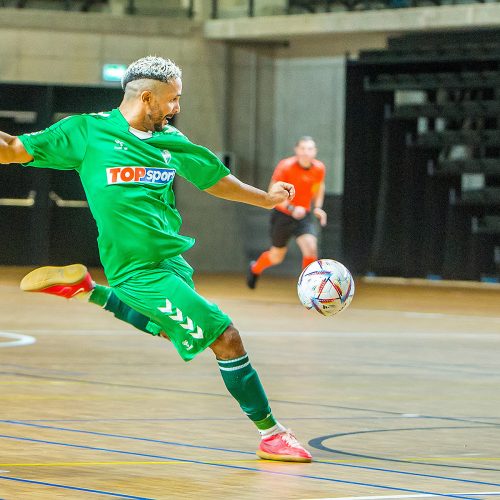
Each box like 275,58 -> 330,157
205,3 -> 500,41
225,43 -> 349,191
0,9 -> 225,148
273,56 -> 345,195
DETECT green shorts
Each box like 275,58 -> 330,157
112,255 -> 232,361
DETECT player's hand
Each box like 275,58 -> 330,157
313,207 -> 327,227
267,181 -> 295,207
291,206 -> 307,220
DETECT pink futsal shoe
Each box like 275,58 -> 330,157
20,264 -> 94,299
256,430 -> 312,463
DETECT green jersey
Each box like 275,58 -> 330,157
19,109 -> 230,286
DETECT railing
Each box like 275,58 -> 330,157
209,0 -> 498,18
1,0 -> 107,11
0,190 -> 36,207
0,0 -> 195,16
1,0 -> 495,17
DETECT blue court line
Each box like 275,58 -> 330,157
4,371 -> 500,427
310,427 -> 500,473
0,433 -> 481,500
3,421 -> 500,487
1,420 -> 255,455
313,460 -> 500,488
0,475 -> 154,499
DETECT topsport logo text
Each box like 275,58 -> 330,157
107,167 -> 176,185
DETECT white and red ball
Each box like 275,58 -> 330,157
297,259 -> 355,316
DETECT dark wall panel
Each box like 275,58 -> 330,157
0,83 -> 122,267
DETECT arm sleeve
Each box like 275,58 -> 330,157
18,115 -> 88,171
175,142 -> 230,190
271,161 -> 288,183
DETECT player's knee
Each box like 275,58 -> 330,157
301,243 -> 317,258
210,325 -> 245,360
269,250 -> 286,264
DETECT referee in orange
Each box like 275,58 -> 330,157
247,136 -> 327,289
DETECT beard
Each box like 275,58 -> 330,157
152,111 -> 166,132
153,120 -> 165,132
147,104 -> 168,132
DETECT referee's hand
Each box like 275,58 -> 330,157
313,207 -> 327,227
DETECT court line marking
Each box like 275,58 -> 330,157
2,421 -> 500,487
0,461 -> 259,466
0,420 -> 254,455
0,433 -> 481,500
3,297 -> 495,497
2,373 -> 499,428
6,416 -> 500,423
310,427 -> 500,473
2,458 -> 499,466
312,458 -> 500,486
8,328 -> 500,338
0,332 -> 36,348
0,475 -> 153,499
299,492 -> 500,500
2,457 -> 499,464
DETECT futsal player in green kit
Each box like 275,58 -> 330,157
0,56 -> 312,462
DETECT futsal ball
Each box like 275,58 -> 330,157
297,259 -> 355,316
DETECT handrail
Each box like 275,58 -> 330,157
0,190 -> 36,207
49,191 -> 89,208
0,0 -> 195,16
208,0 -> 492,18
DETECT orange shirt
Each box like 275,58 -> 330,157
271,156 -> 326,215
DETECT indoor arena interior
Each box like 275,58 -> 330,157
1,1 -> 499,499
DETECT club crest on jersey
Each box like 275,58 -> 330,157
160,149 -> 172,165
107,167 -> 175,185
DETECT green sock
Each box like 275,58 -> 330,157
218,354 -> 277,430
89,284 -> 112,307
89,285 -> 154,335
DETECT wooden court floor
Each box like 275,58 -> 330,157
0,266 -> 499,500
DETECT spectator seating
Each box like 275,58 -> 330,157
343,29 -> 500,281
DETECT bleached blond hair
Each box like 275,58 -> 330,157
121,56 -> 182,90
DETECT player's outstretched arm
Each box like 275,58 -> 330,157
205,174 -> 295,209
0,131 -> 33,164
